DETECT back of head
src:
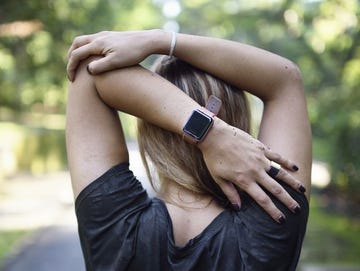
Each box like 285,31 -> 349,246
137,56 -> 251,207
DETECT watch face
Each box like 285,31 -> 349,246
183,110 -> 214,140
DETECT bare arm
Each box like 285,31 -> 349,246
171,33 -> 312,198
66,30 -> 311,223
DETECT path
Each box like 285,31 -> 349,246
0,142 -> 359,271
0,142 -> 150,271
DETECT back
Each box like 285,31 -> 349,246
75,163 -> 308,271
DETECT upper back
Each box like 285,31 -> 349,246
132,192 -> 308,271
75,163 -> 308,271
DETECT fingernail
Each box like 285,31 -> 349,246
87,64 -> 93,75
278,215 -> 286,225
232,203 -> 241,211
292,165 -> 299,171
293,205 -> 301,214
298,184 -> 306,193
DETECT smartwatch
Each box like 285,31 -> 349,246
182,95 -> 222,144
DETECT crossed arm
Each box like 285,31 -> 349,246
66,30 -> 312,222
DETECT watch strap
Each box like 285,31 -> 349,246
205,95 -> 222,115
182,95 -> 222,144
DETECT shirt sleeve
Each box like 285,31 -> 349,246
75,162 -> 151,271
235,180 -> 309,271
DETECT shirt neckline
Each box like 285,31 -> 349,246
153,197 -> 231,253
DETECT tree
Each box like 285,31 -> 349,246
1,0 -> 359,204
0,0 -> 163,115
0,0 -> 163,172
173,0 -> 360,205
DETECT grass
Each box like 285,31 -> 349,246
0,229 -> 30,267
301,194 -> 360,265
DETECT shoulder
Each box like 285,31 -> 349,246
233,181 -> 308,269
74,163 -> 158,269
75,162 -> 151,224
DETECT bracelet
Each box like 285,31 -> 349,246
169,31 -> 176,57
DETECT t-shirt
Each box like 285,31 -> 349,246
75,162 -> 309,271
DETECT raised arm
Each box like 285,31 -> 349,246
169,33 -> 312,198
66,30 -> 311,223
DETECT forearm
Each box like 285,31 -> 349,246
151,31 -> 311,194
67,31 -> 310,221
94,65 -> 201,136
150,30 -> 300,101
69,29 -> 302,102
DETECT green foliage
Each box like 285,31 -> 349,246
302,196 -> 360,264
0,0 -> 164,115
0,0 -> 359,199
0,122 -> 66,174
296,0 -> 360,199
0,1 -> 360,266
0,229 -> 30,266
177,0 -> 360,202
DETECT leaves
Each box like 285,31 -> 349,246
0,0 -> 359,197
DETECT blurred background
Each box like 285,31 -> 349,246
0,0 -> 359,270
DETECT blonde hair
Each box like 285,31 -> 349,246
137,57 -> 251,207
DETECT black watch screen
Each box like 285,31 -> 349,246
183,109 -> 214,141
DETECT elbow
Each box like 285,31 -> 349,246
283,61 -> 304,91
265,61 -> 305,102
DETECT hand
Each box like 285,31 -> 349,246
67,30 -> 166,81
199,118 -> 305,224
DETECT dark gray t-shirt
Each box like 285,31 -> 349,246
75,162 -> 308,271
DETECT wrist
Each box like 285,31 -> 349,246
197,117 -> 227,152
182,95 -> 222,145
182,107 -> 215,144
149,29 -> 176,56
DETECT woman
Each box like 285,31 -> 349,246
66,30 -> 311,271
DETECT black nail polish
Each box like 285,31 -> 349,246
292,165 -> 299,171
298,184 -> 306,193
278,215 -> 286,225
87,64 -> 92,75
293,205 -> 301,214
232,203 -> 241,211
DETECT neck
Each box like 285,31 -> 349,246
159,181 -> 218,211
159,180 -> 225,246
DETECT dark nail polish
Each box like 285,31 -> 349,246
278,215 -> 286,225
298,184 -> 306,193
87,64 -> 92,75
292,165 -> 299,171
293,205 -> 301,214
232,203 -> 241,211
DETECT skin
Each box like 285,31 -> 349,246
66,30 -> 312,244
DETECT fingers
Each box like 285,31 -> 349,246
216,171 -> 299,224
265,148 -> 299,171
67,32 -> 109,81
87,54 -> 118,75
215,178 -> 242,210
264,147 -> 306,192
260,172 -> 301,214
264,151 -> 306,194
246,182 -> 287,224
273,167 -> 306,194
67,42 -> 102,81
67,30 -> 149,81
67,32 -> 102,59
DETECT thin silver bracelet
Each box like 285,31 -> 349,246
169,31 -> 176,57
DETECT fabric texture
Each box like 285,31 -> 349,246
75,162 -> 309,271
